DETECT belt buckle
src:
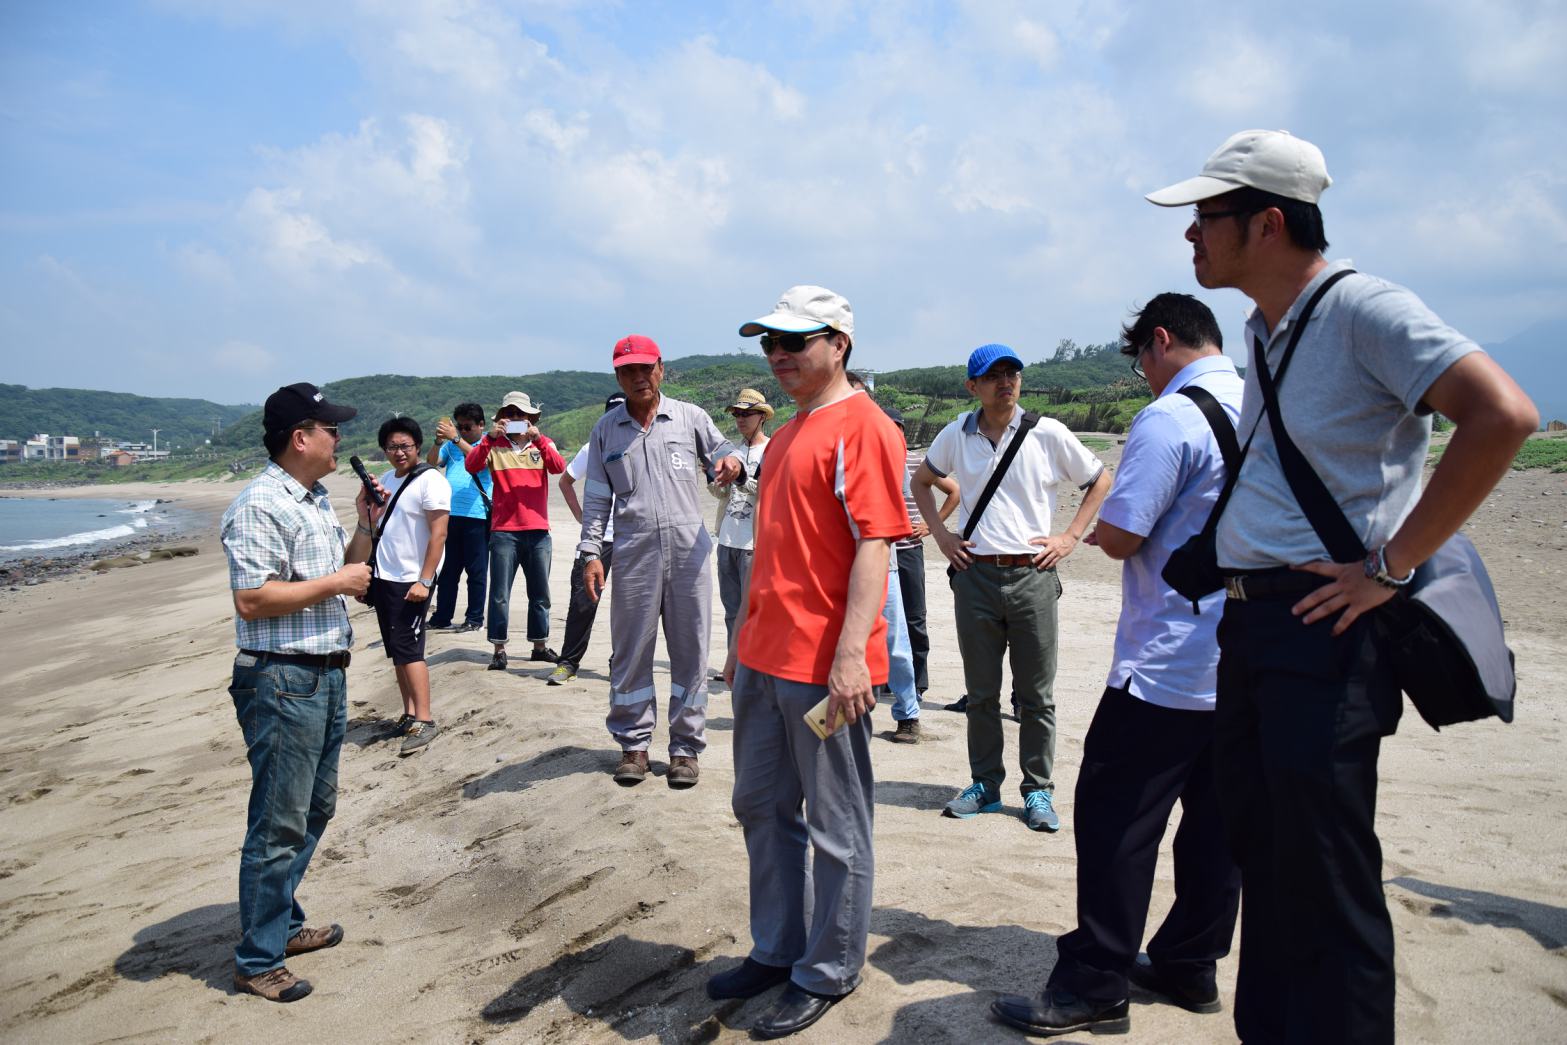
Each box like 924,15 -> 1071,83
1223,575 -> 1247,601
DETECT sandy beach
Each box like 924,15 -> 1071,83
1,461 -> 1563,1044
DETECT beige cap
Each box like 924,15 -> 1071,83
500,391 -> 540,415
726,388 -> 775,419
739,285 -> 854,343
1146,129 -> 1332,206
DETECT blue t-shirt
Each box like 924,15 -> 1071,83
440,440 -> 492,521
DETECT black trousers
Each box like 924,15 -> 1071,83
1049,685 -> 1239,1003
1216,594 -> 1402,1045
896,543 -> 929,693
557,543 -> 613,671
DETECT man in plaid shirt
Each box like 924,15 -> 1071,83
220,382 -> 376,1003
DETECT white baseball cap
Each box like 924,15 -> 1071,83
739,285 -> 854,342
500,391 -> 540,415
1146,129 -> 1332,207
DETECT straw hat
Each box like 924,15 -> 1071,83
726,388 -> 774,419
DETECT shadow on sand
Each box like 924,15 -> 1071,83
1389,876 -> 1567,951
113,902 -> 239,995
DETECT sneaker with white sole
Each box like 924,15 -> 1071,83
943,780 -> 1001,819
547,664 -> 576,686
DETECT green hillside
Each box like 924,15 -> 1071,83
0,384 -> 254,447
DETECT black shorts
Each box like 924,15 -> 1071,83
371,579 -> 430,665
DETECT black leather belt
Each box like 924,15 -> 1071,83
240,648 -> 352,669
1221,569 -> 1329,602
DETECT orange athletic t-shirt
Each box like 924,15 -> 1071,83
738,391 -> 912,686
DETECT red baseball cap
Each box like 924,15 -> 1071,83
613,334 -> 661,368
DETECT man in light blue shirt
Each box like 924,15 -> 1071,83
992,294 -> 1243,1037
426,402 -> 492,632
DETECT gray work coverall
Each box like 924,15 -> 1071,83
578,396 -> 739,758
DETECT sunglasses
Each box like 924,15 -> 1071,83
759,330 -> 831,354
304,424 -> 340,438
732,409 -> 765,419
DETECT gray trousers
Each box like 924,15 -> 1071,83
731,665 -> 874,996
715,543 -> 753,649
952,562 -> 1061,795
606,525 -> 712,758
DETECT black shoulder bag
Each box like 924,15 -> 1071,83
946,410 -> 1041,580
1250,291 -> 1515,731
1163,385 -> 1239,614
1161,269 -> 1354,608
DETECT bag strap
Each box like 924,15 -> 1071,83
1176,385 -> 1239,472
371,463 -> 434,572
1252,269 -> 1367,563
960,410 -> 1041,543
1186,267 -> 1357,546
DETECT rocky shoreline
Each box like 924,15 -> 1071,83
0,498 -> 209,589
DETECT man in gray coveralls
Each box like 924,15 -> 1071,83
580,334 -> 743,789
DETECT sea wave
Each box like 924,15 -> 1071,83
0,523 -> 141,552
119,500 -> 159,515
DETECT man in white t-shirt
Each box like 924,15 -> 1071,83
373,417 -> 450,756
709,387 -> 771,650
551,393 -> 626,685
913,344 -> 1110,834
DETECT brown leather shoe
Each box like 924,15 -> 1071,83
286,923 -> 344,956
667,755 -> 699,789
234,965 -> 313,1003
613,750 -> 649,786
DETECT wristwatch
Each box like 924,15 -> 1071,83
419,575 -> 436,587
581,552 -> 600,563
1363,544 -> 1414,590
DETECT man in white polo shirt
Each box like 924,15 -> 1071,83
912,344 -> 1110,834
991,294 -> 1242,1037
1144,130 -> 1536,1043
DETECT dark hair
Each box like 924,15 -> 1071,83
263,429 -> 290,460
378,416 -> 423,449
845,369 -> 866,388
1219,187 -> 1328,252
1121,293 -> 1223,356
452,402 -> 484,426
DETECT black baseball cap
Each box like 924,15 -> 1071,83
263,382 -> 358,436
603,392 -> 628,412
880,405 -> 905,428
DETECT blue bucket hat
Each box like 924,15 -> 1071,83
966,343 -> 1024,379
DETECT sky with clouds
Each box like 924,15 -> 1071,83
2,0 -> 1563,403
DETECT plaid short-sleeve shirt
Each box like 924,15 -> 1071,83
221,462 -> 353,654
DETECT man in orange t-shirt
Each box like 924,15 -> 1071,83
708,286 -> 910,1040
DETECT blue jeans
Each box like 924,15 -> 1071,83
430,515 -> 489,628
229,652 -> 347,977
488,528 -> 552,644
884,568 -> 919,721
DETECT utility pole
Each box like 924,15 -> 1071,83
151,429 -> 161,454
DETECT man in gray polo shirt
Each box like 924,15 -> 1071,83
991,294 -> 1242,1036
1145,130 -> 1536,1043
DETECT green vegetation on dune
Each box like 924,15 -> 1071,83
1511,434 -> 1567,472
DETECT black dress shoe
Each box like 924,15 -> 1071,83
942,694 -> 969,712
751,983 -> 847,1040
990,989 -> 1129,1037
706,957 -> 792,1000
1127,953 -> 1221,1014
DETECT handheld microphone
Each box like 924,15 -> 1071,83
349,455 -> 384,506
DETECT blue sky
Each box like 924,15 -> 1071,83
3,0 -> 1563,403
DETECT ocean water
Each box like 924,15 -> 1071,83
0,497 -> 182,561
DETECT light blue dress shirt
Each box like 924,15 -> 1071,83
1099,355 -> 1243,712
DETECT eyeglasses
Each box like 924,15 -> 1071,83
383,442 -> 418,453
760,330 -> 831,354
1130,337 -> 1152,380
732,409 -> 764,418
977,368 -> 1022,384
304,424 -> 340,438
1191,206 -> 1255,230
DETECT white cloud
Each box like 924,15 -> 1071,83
211,339 -> 276,374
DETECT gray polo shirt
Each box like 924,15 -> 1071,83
1217,260 -> 1480,570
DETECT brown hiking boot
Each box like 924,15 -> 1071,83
667,755 -> 700,789
234,965 -> 313,1003
892,719 -> 920,744
613,750 -> 649,786
286,923 -> 344,956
